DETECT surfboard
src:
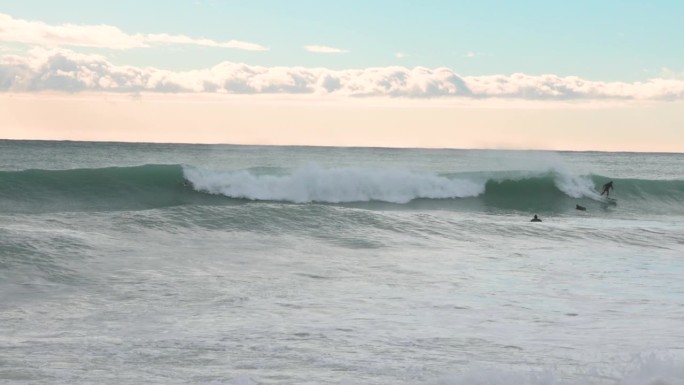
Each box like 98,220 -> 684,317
602,197 -> 617,205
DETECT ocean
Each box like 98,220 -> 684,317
1,140 -> 683,385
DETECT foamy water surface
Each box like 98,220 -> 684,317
1,140 -> 683,384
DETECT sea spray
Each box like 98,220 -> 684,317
183,164 -> 485,203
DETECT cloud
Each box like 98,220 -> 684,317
2,48 -> 684,101
0,13 -> 267,51
465,51 -> 491,59
660,67 -> 684,80
304,45 -> 348,54
145,33 -> 267,51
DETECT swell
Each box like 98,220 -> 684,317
0,164 -> 224,213
1,164 -> 683,214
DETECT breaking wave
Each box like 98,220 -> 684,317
1,164 -> 682,214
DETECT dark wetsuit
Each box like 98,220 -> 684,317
601,181 -> 614,196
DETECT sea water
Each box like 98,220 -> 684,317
0,140 -> 683,385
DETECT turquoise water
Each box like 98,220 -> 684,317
1,140 -> 683,384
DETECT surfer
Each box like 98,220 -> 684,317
576,204 -> 586,211
600,181 -> 614,196
531,214 -> 542,222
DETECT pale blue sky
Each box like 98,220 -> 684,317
2,1 -> 684,151
2,0 -> 683,81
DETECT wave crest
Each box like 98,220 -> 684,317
1,163 -> 681,214
183,165 -> 486,204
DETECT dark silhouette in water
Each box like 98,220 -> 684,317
576,204 -> 586,211
601,181 -> 614,196
531,214 -> 542,222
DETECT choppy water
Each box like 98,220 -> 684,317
1,140 -> 683,385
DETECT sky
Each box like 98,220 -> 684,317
1,0 -> 683,152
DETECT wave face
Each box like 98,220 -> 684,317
0,164 -> 211,213
2,164 -> 683,215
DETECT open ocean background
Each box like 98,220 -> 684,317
1,139 -> 683,385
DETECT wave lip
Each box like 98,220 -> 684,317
183,165 -> 602,206
1,163 -> 682,215
183,165 -> 684,215
183,165 -> 486,204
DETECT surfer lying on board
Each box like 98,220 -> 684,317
600,181 -> 614,196
531,215 -> 542,222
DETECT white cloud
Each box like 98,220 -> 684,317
0,13 -> 267,51
145,33 -> 267,51
660,67 -> 684,80
304,45 -> 348,54
0,13 -> 144,49
2,48 -> 684,101
465,51 -> 491,59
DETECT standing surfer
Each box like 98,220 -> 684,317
600,181 -> 614,196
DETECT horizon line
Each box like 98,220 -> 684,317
2,138 -> 682,155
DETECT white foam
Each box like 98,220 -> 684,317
518,154 -> 599,199
183,165 -> 485,204
432,353 -> 684,385
473,150 -> 601,199
553,171 -> 598,199
433,366 -> 558,385
620,353 -> 684,385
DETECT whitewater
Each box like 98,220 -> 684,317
1,140 -> 683,385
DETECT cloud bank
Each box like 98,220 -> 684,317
0,13 -> 267,51
2,48 -> 684,100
